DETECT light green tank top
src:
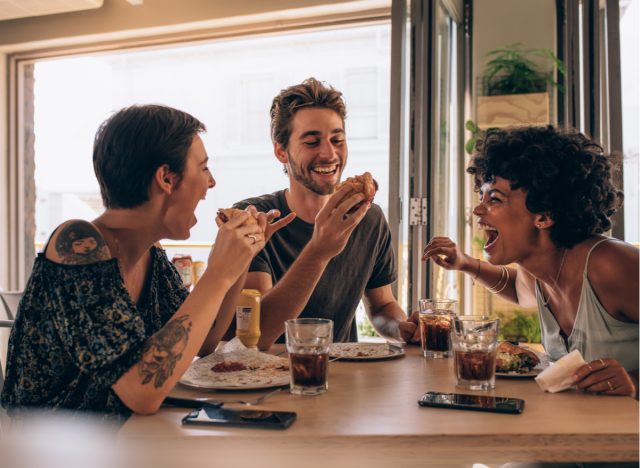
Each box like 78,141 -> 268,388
535,238 -> 639,371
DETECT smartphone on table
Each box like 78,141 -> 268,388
418,391 -> 524,414
182,406 -> 297,429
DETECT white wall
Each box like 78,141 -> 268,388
473,0 -> 557,98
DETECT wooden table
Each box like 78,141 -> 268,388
118,346 -> 639,467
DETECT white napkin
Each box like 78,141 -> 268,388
535,349 -> 587,393
215,337 -> 248,354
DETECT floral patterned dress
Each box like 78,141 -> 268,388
0,247 -> 188,421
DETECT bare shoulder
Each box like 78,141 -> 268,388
45,219 -> 112,265
588,238 -> 638,281
587,238 -> 638,321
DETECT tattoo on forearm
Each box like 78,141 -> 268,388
139,315 -> 192,388
55,222 -> 110,264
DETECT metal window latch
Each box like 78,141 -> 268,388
409,197 -> 427,226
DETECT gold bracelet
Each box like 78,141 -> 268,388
486,265 -> 506,291
490,266 -> 510,294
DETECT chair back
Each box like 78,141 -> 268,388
0,318 -> 13,431
0,290 -> 22,321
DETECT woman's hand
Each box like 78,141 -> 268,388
245,205 -> 296,243
422,236 -> 473,272
207,211 -> 265,284
573,358 -> 637,398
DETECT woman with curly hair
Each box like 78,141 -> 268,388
423,126 -> 638,398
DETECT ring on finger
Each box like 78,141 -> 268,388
247,234 -> 257,244
587,364 -> 593,372
606,381 -> 614,391
599,358 -> 606,368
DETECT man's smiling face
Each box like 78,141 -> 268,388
279,107 -> 347,196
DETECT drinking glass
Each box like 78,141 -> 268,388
285,318 -> 333,395
452,315 -> 499,390
418,299 -> 457,358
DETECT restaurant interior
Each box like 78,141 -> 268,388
0,1 -> 637,467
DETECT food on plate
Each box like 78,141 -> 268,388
216,207 -> 257,225
211,361 -> 247,373
336,172 -> 378,203
495,342 -> 541,373
181,349 -> 290,389
329,343 -> 402,360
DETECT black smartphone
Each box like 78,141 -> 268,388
182,406 -> 297,429
418,391 -> 524,414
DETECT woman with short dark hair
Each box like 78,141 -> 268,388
423,126 -> 638,398
1,105 -> 292,419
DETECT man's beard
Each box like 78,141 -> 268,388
287,151 -> 341,196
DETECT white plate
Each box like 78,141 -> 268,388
329,343 -> 405,361
179,349 -> 290,391
496,369 -> 542,379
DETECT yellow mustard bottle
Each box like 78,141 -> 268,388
235,289 -> 261,348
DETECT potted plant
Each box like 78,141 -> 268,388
476,43 -> 565,129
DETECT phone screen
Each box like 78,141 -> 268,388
418,391 -> 524,414
182,407 -> 297,429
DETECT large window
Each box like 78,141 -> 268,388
619,0 -> 639,244
33,23 -> 391,263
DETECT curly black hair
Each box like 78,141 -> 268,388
467,126 -> 623,248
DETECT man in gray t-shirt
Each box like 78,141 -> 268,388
234,78 -> 419,349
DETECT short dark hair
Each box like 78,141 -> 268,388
270,77 -> 346,150
93,104 -> 205,209
467,126 -> 623,248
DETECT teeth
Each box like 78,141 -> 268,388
477,222 -> 497,231
312,165 -> 338,174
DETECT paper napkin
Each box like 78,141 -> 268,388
535,349 -> 587,393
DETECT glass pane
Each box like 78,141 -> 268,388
430,5 -> 460,301
619,0 -> 639,244
33,23 -> 392,264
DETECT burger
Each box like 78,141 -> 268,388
495,342 -> 541,373
216,208 -> 257,225
336,172 -> 378,202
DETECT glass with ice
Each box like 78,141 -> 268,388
285,318 -> 333,395
452,315 -> 499,390
418,299 -> 457,358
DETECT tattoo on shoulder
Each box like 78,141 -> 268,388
55,221 -> 110,264
139,315 -> 193,388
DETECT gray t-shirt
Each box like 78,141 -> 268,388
234,190 -> 397,343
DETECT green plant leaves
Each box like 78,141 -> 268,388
482,43 -> 565,96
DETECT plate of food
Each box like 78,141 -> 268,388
495,342 -> 545,378
329,342 -> 405,361
179,349 -> 290,390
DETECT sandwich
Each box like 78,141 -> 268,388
336,172 -> 378,202
216,208 -> 257,225
336,172 -> 379,213
495,342 -> 541,373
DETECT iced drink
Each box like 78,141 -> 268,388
285,318 -> 333,395
452,316 -> 499,390
289,352 -> 328,388
418,299 -> 457,358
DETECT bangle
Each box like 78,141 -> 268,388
486,265 -> 506,291
489,266 -> 510,294
471,258 -> 481,284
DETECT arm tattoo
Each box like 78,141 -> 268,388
139,315 -> 193,388
55,221 -> 110,264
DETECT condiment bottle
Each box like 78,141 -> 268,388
235,289 -> 261,348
